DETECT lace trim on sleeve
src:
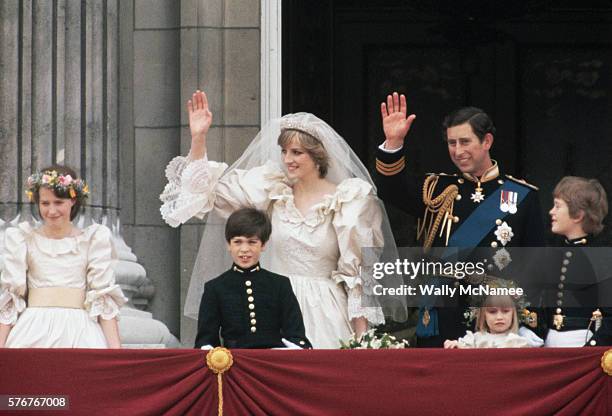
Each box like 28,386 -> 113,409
347,286 -> 385,326
159,155 -> 228,227
0,226 -> 29,325
84,285 -> 127,321
0,289 -> 26,325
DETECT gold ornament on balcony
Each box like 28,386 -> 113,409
206,347 -> 234,416
602,349 -> 612,376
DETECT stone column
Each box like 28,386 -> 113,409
0,0 -> 177,346
128,0 -> 181,337
0,1 -> 115,221
177,0 -> 262,346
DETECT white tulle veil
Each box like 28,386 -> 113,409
184,113 -> 408,322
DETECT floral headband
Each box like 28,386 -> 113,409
25,170 -> 89,202
462,276 -> 535,328
464,305 -> 537,328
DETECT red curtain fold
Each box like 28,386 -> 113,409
0,348 -> 610,416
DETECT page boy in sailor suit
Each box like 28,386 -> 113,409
374,93 -> 546,347
195,208 -> 311,349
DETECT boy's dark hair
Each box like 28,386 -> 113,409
442,106 -> 496,142
225,208 -> 272,243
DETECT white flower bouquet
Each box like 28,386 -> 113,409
340,329 -> 409,349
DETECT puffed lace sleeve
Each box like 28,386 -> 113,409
83,225 -> 127,320
160,155 -> 286,227
331,178 -> 385,326
0,227 -> 28,325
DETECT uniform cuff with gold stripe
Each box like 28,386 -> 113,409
375,148 -> 405,176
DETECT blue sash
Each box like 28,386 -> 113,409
417,180 -> 531,338
448,180 -> 529,247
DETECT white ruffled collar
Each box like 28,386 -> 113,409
18,222 -> 101,257
268,177 -> 372,228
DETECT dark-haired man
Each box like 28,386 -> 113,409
374,92 -> 546,347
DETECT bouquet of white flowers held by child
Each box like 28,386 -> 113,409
340,329 -> 409,349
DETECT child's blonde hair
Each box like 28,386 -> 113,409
475,295 -> 519,334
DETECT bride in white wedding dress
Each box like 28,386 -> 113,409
160,90 -> 404,348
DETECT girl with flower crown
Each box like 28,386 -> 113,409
0,165 -> 127,348
160,91 -> 406,348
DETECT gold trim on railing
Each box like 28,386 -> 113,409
206,347 -> 234,416
602,349 -> 612,376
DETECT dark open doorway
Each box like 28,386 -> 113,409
283,1 -> 612,244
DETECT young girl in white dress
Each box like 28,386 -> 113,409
0,166 -> 127,348
444,295 -> 531,349
160,91 -> 405,348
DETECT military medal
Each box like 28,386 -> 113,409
508,191 -> 518,214
500,191 -> 509,212
494,221 -> 514,246
492,247 -> 512,270
470,181 -> 485,203
500,190 -> 518,213
464,162 -> 500,204
553,308 -> 564,330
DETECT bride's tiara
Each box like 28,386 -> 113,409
279,119 -> 322,143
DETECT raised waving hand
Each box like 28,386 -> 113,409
187,90 -> 213,160
380,92 -> 416,150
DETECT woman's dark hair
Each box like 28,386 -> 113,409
225,208 -> 272,243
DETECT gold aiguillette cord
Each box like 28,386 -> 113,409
417,175 -> 458,250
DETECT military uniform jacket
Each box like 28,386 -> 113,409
375,147 -> 546,249
539,237 -> 612,346
195,264 -> 312,349
375,147 -> 546,346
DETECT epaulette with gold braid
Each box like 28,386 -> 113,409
376,156 -> 405,176
416,175 -> 459,250
425,172 -> 457,177
505,174 -> 539,191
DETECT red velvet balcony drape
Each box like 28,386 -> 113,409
0,348 -> 610,416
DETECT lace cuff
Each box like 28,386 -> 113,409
159,155 -> 228,227
84,285 -> 127,321
347,286 -> 385,326
0,289 -> 26,325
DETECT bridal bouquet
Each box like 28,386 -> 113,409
340,329 -> 409,349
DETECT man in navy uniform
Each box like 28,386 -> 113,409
374,92 -> 546,347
